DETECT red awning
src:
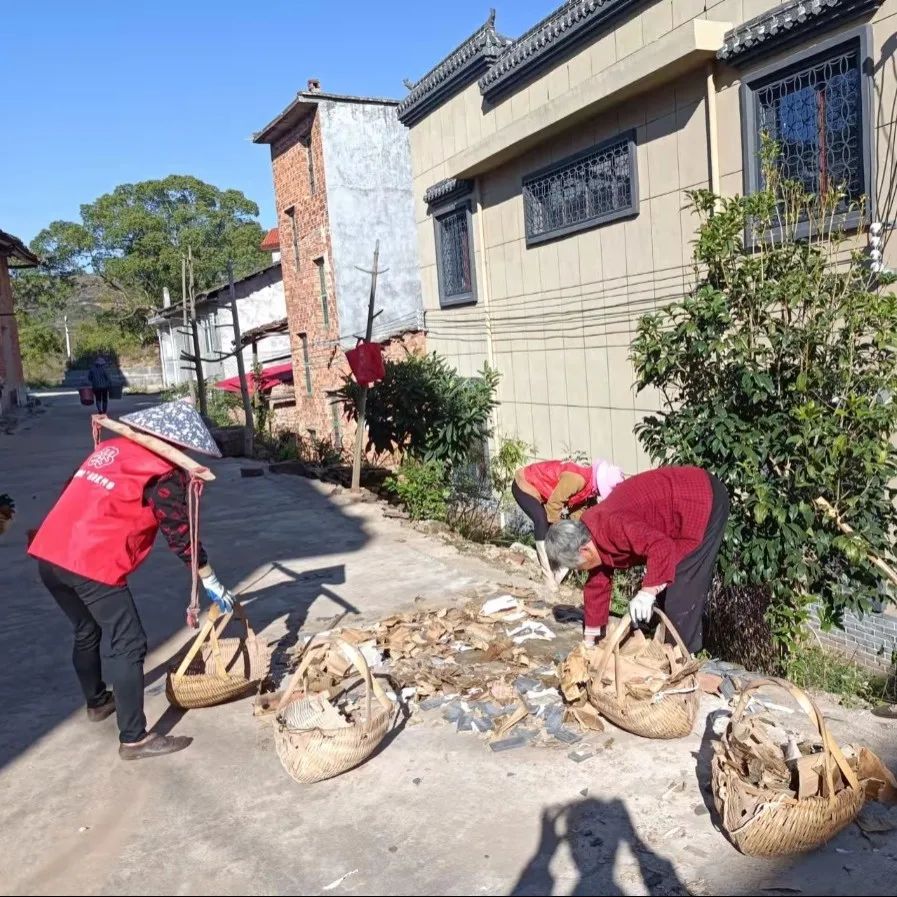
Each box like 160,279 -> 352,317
214,362 -> 293,395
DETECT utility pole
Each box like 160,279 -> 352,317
351,241 -> 381,493
228,261 -> 255,456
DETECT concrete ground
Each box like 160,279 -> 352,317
1,394 -> 895,896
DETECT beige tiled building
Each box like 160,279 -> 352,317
399,0 -> 897,471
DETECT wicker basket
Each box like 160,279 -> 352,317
586,609 -> 700,739
166,603 -> 270,709
712,678 -> 865,857
274,638 -> 393,784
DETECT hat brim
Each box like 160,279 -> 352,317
124,420 -> 223,458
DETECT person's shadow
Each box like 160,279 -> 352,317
512,797 -> 688,896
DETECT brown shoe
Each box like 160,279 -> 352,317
87,692 -> 116,722
119,733 -> 192,761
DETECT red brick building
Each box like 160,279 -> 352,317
254,81 -> 425,445
0,229 -> 39,413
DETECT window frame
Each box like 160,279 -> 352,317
739,26 -> 875,241
285,205 -> 300,271
314,256 -> 329,327
521,130 -> 639,247
432,198 -> 478,309
299,332 -> 313,396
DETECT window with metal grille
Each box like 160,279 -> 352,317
434,202 -> 477,307
315,257 -> 329,327
285,206 -> 300,271
302,134 -> 316,194
522,132 -> 638,245
742,32 -> 872,235
300,333 -> 312,396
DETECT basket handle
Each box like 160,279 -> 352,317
595,607 -> 692,684
172,604 -> 224,682
275,637 -> 392,717
731,677 -> 859,798
212,600 -> 254,641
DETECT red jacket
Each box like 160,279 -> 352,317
579,467 -> 713,629
29,437 -> 176,586
522,461 -> 595,509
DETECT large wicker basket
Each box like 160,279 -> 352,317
274,638 -> 393,784
712,678 -> 865,857
587,609 -> 700,739
166,603 -> 270,709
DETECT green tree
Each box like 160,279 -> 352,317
32,175 -> 269,338
630,149 -> 897,667
334,353 -> 500,470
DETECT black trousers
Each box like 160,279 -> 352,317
93,388 -> 109,413
512,482 -> 550,541
38,560 -> 148,743
658,474 -> 730,653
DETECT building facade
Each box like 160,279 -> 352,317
399,0 -> 897,472
254,81 -> 425,445
152,261 -> 288,389
0,229 -> 39,413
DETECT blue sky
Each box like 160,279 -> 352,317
2,1 -> 553,245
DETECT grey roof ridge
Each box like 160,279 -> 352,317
717,0 -> 883,62
397,9 -> 511,124
478,0 -> 643,98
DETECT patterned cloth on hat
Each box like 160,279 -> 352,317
120,399 -> 222,457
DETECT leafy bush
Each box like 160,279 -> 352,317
631,141 -> 897,664
786,643 -> 895,708
334,353 -> 500,470
386,458 -> 450,521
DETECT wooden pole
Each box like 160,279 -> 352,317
351,241 -> 380,493
187,247 -> 208,417
181,254 -> 196,402
228,262 -> 255,457
190,318 -> 208,419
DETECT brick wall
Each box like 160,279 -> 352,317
269,108 -> 343,441
808,604 -> 897,670
268,104 -> 427,449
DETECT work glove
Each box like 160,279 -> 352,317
201,571 -> 235,613
629,589 -> 657,625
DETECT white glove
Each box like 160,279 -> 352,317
629,589 -> 656,625
201,571 -> 235,613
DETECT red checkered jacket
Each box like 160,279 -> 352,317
579,466 -> 713,629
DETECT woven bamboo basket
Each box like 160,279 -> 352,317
586,609 -> 700,739
274,638 -> 393,784
166,603 -> 270,709
712,678 -> 865,857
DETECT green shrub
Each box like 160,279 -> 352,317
334,352 -> 499,470
386,458 -> 450,521
631,139 -> 897,664
786,643 -> 895,707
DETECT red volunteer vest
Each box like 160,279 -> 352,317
29,437 -> 176,586
522,461 -> 595,509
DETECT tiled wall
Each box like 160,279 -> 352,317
409,0 -> 897,471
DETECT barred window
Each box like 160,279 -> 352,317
434,203 -> 477,307
743,33 -> 872,234
522,132 -> 638,245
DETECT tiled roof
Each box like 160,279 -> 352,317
718,0 -> 882,63
423,177 -> 474,206
0,228 -> 39,267
260,227 -> 280,251
397,11 -> 511,126
478,0 -> 642,99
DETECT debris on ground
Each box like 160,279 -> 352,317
284,591 -> 614,751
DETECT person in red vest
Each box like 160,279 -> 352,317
545,466 -> 729,649
512,457 -> 625,590
28,400 -> 236,761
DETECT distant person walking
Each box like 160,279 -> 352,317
88,357 -> 111,413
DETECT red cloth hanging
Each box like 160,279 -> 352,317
345,340 -> 385,386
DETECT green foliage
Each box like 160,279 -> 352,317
786,644 -> 895,707
489,437 -> 531,498
335,353 -> 500,470
386,458 -> 450,521
29,175 -> 268,345
631,141 -> 897,661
